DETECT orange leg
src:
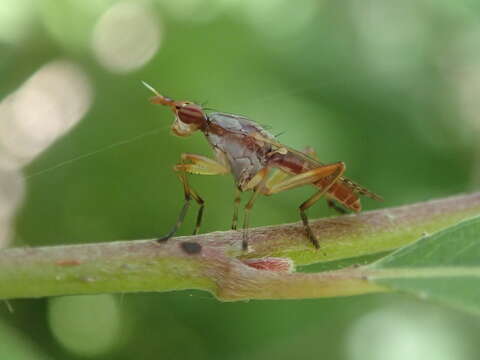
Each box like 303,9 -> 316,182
303,146 -> 346,214
263,162 -> 346,248
262,162 -> 345,195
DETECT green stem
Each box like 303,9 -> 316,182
369,267 -> 480,279
247,192 -> 480,265
0,192 -> 479,301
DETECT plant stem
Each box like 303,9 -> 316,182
0,192 -> 479,301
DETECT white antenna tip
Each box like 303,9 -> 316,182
141,81 -> 160,96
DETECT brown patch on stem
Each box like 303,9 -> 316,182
242,257 -> 294,272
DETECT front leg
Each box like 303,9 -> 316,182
158,153 -> 229,242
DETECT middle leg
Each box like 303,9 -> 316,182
241,167 -> 270,250
231,188 -> 242,230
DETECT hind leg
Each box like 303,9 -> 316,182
303,147 -> 349,216
262,162 -> 346,248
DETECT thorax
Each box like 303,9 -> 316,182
203,112 -> 274,190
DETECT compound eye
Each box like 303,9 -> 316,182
176,103 -> 206,125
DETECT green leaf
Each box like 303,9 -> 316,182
369,216 -> 480,314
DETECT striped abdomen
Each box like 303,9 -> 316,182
315,178 -> 361,212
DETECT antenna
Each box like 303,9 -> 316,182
141,80 -> 161,97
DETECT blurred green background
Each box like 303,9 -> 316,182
1,0 -> 480,359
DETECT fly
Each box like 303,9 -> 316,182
143,82 -> 383,250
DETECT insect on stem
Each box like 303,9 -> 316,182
146,84 -> 383,250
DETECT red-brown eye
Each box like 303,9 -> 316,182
176,103 -> 206,126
